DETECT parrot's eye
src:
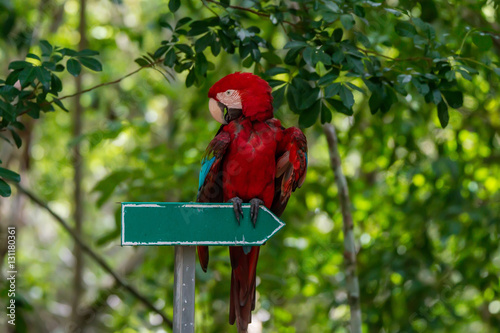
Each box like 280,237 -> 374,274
225,90 -> 233,96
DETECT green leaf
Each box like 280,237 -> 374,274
194,52 -> 208,77
380,86 -> 397,113
299,100 -> 321,128
333,28 -> 343,42
159,16 -> 173,30
267,80 -> 286,88
299,88 -> 320,110
340,85 -> 354,108
26,103 -> 41,119
164,48 -> 177,67
318,72 -> 338,86
187,20 -> 210,36
324,83 -> 341,98
60,48 -> 77,57
153,45 -> 169,59
78,57 -> 102,71
354,5 -> 365,18
195,33 -> 214,53
251,46 -> 261,62
431,89 -> 442,104
35,67 -> 51,89
331,50 -> 344,64
0,167 -> 20,183
320,100 -> 332,123
169,0 -> 180,12
303,47 -> 314,67
283,40 -> 308,49
67,58 -> 81,77
26,53 -> 41,61
286,85 -> 300,114
284,47 -> 302,65
412,77 -> 430,95
9,129 -> 22,148
0,179 -> 11,197
8,61 -> 30,70
210,41 -> 221,57
135,58 -> 150,67
175,44 -> 194,58
317,49 -> 331,65
42,61 -> 56,71
272,85 -> 286,109
347,56 -> 364,74
19,66 -> 36,86
262,52 -> 282,65
340,14 -> 355,30
324,2 -> 340,12
345,82 -> 364,94
242,56 -> 253,68
395,21 -> 417,37
369,91 -> 381,114
185,69 -> 196,87
265,67 -> 289,76
175,17 -> 192,30
437,101 -> 449,128
472,33 -> 493,52
50,74 -> 63,93
53,98 -> 69,112
40,40 -> 53,56
442,91 -> 463,109
326,98 -> 353,115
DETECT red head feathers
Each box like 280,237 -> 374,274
208,72 -> 273,122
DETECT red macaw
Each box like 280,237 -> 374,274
197,72 -> 307,332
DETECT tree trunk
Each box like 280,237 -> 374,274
70,0 -> 87,330
323,123 -> 362,333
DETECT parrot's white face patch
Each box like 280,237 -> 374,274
217,90 -> 242,109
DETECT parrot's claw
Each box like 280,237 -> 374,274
250,198 -> 264,228
228,197 -> 244,224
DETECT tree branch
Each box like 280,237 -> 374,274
57,60 -> 161,102
15,58 -> 164,119
322,123 -> 362,333
14,183 -> 173,328
205,0 -> 297,26
357,47 -> 434,65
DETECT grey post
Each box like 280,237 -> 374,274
173,245 -> 196,333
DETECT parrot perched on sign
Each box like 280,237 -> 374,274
197,72 -> 307,332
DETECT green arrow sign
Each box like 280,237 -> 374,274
121,202 -> 285,246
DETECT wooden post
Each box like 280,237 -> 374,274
173,245 -> 195,333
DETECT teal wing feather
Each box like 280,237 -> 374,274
198,157 -> 216,192
197,130 -> 231,203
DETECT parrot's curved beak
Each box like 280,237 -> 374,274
209,98 -> 243,124
209,98 -> 228,124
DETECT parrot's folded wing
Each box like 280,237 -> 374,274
272,127 -> 308,217
196,128 -> 231,272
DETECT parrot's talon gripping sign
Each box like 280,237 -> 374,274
122,72 -> 307,333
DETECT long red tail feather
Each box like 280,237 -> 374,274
229,246 -> 260,333
197,246 -> 209,272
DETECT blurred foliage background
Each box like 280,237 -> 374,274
0,0 -> 500,332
